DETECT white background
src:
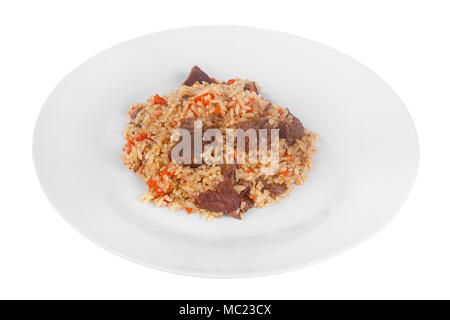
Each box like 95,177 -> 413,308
1,0 -> 449,300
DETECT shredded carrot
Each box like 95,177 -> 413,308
238,164 -> 243,168
234,99 -> 243,110
186,103 -> 199,116
160,166 -> 176,176
159,196 -> 169,203
279,170 -> 290,176
153,94 -> 167,105
194,92 -> 215,103
247,98 -> 254,113
123,140 -> 134,154
201,96 -> 210,106
250,85 -> 254,93
227,79 -> 236,85
213,106 -> 220,115
146,177 -> 172,196
159,163 -> 178,185
135,132 -> 148,142
186,208 -> 193,214
139,166 -> 145,175
211,78 -> 218,83
146,178 -> 163,196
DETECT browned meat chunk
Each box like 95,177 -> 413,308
195,182 -> 241,213
265,183 -> 287,196
279,112 -> 305,145
225,210 -> 243,219
236,112 -> 304,146
237,179 -> 254,214
195,173 -> 254,218
244,81 -> 259,94
234,117 -> 274,150
128,106 -> 143,119
235,118 -> 271,131
171,118 -> 223,168
222,164 -> 237,185
183,66 -> 213,86
170,118 -> 201,167
239,197 -> 254,214
179,118 -> 195,132
237,178 -> 252,194
257,177 -> 287,197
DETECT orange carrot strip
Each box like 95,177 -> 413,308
123,140 -> 134,154
153,94 -> 167,105
135,133 -> 148,142
249,103 -> 254,113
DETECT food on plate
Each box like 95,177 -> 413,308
121,66 -> 319,219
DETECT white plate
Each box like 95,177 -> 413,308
33,26 -> 419,277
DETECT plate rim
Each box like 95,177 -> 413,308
32,25 -> 420,278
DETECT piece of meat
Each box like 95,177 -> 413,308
183,66 -> 213,86
236,109 -> 304,146
239,197 -> 254,214
195,182 -> 241,213
235,118 -> 271,131
171,119 -> 195,167
265,183 -> 287,196
279,111 -> 305,145
222,164 -> 237,185
237,179 -> 254,214
237,178 -> 252,194
195,174 -> 254,218
170,116 -> 221,168
170,118 -> 201,167
171,117 -> 224,168
225,210 -> 243,219
129,106 -> 143,119
244,81 -> 259,94
257,177 -> 287,197
170,116 -> 222,168
234,117 -> 274,150
179,117 -> 195,132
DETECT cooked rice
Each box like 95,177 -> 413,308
121,78 -> 319,220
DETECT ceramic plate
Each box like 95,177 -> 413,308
33,26 -> 419,277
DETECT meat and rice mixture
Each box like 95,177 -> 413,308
121,66 -> 319,220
